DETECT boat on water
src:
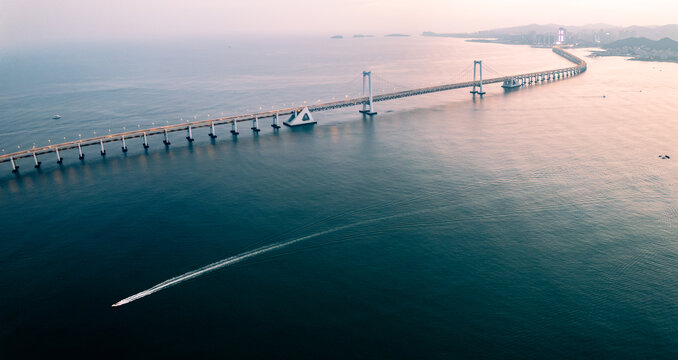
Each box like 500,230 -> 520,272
52,115 -> 62,119
501,78 -> 522,89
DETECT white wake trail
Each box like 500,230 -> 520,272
112,210 -> 428,307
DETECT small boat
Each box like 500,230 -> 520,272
501,78 -> 522,89
52,115 -> 62,119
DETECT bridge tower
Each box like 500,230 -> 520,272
359,71 -> 377,115
470,60 -> 486,96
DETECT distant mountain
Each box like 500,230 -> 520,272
603,37 -> 678,51
437,24 -> 678,42
619,25 -> 678,41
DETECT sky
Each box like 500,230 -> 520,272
1,0 -> 677,47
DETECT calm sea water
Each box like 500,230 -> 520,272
1,36 -> 678,358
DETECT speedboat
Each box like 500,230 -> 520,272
52,115 -> 62,119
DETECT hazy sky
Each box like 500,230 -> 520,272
2,0 -> 677,46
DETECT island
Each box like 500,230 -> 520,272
385,34 -> 410,37
353,34 -> 374,38
590,37 -> 678,63
330,35 -> 343,39
422,31 -> 467,38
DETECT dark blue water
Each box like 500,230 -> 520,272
1,37 -> 678,358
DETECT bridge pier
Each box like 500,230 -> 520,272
186,125 -> 194,142
359,71 -> 377,115
209,122 -> 217,138
284,107 -> 316,126
143,132 -> 150,148
100,139 -> 106,156
78,143 -> 85,159
231,120 -> 239,135
271,113 -> 281,129
470,60 -> 486,96
121,135 -> 128,152
56,148 -> 63,164
251,117 -> 261,132
33,152 -> 41,168
163,129 -> 171,145
10,156 -> 18,173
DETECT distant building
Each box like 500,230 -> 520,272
556,28 -> 566,45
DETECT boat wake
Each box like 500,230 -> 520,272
112,209 -> 432,307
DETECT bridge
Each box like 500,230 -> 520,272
1,47 -> 586,173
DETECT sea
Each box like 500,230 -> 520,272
1,36 -> 678,358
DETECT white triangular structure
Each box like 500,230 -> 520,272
284,107 -> 316,127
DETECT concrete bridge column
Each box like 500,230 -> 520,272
186,125 -> 194,142
10,156 -> 18,172
209,122 -> 217,138
271,113 -> 281,129
100,139 -> 106,156
251,117 -> 261,132
231,120 -> 239,135
163,129 -> 171,145
143,133 -> 150,148
33,153 -> 41,168
78,143 -> 85,159
56,148 -> 63,164
121,135 -> 128,152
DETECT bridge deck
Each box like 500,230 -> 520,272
0,47 -> 586,164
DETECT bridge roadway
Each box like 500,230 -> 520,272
0,47 -> 586,167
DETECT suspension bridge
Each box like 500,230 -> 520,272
1,47 -> 586,173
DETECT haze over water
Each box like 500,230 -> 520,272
1,37 -> 678,358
